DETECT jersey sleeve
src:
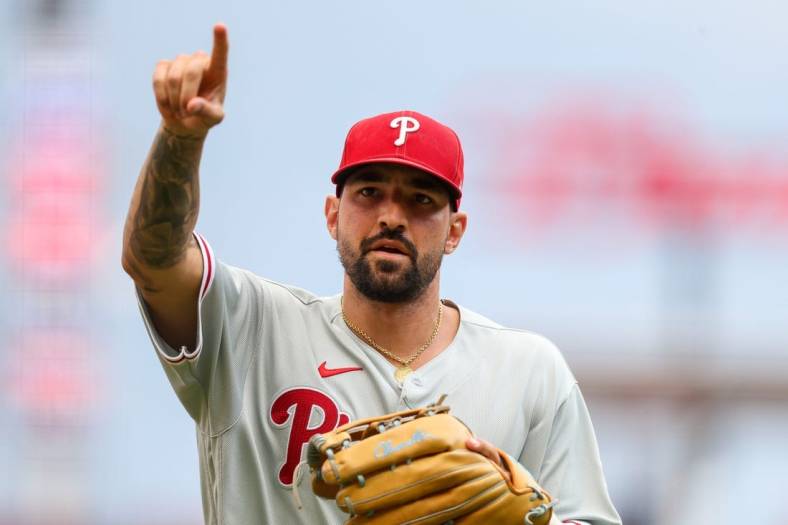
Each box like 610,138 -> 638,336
135,233 -> 261,435
533,384 -> 622,525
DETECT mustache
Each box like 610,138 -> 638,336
360,229 -> 418,259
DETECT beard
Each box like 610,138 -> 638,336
338,228 -> 443,303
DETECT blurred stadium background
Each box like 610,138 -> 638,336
1,0 -> 787,524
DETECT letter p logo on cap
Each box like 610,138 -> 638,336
390,116 -> 420,146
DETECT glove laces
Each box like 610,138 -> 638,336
291,460 -> 309,511
524,498 -> 558,524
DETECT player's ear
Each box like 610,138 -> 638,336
325,195 -> 339,240
444,211 -> 467,254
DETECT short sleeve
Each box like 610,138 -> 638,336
534,384 -> 622,525
135,233 -> 261,435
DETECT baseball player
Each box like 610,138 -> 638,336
122,24 -> 621,525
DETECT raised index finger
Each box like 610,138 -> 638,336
208,23 -> 229,76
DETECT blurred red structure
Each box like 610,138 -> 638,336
492,97 -> 788,235
7,330 -> 98,423
1,29 -> 105,520
5,120 -> 102,282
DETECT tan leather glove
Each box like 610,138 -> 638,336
306,398 -> 555,525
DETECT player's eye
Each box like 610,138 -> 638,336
414,193 -> 433,205
359,187 -> 378,197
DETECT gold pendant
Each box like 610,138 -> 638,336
394,366 -> 413,383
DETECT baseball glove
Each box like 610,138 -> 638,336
305,396 -> 555,524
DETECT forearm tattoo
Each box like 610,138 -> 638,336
130,128 -> 204,268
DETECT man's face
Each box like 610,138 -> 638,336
325,164 -> 467,303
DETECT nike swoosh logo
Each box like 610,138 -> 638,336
318,361 -> 363,378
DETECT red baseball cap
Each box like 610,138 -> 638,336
331,110 -> 464,209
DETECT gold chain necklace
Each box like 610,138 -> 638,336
341,299 -> 443,383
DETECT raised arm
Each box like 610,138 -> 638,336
122,24 -> 229,351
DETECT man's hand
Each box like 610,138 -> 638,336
152,23 -> 229,138
466,436 -> 513,484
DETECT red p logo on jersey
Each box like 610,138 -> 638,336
269,387 -> 351,486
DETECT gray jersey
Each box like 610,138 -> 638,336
136,234 -> 621,525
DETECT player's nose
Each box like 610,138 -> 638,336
377,195 -> 408,232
